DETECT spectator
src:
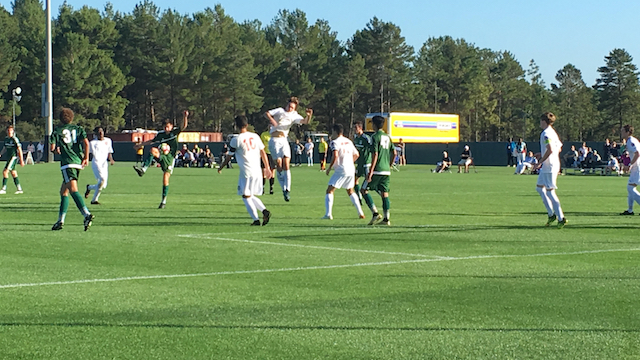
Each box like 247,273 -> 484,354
396,138 -> 406,165
620,138 -> 627,155
26,141 -> 35,155
603,138 -> 612,159
135,139 -> 144,165
506,137 -> 516,167
304,137 -> 314,166
182,148 -> 194,167
578,142 -> 589,163
201,148 -> 215,168
515,137 -> 527,165
611,141 -> 620,158
516,151 -> 538,174
433,150 -> 452,173
180,144 -> 189,156
606,155 -> 620,175
458,145 -> 472,173
621,151 -> 631,174
220,143 -> 232,169
562,145 -> 579,168
36,140 -> 44,163
293,139 -> 303,166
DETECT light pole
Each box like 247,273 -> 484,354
12,87 -> 22,128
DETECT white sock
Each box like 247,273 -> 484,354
349,192 -> 364,216
627,185 -> 640,212
252,196 -> 266,212
285,170 -> 291,191
546,189 -> 564,220
243,197 -> 259,221
325,193 -> 334,217
536,186 -> 553,216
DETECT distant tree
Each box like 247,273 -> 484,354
0,6 -> 21,117
551,64 -> 599,141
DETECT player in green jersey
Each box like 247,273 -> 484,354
133,110 -> 189,208
366,115 -> 396,226
50,108 -> 94,231
0,126 -> 25,194
352,121 -> 379,217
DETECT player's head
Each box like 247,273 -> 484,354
234,115 -> 248,130
443,150 -> 448,157
94,126 -> 105,139
622,124 -> 634,138
6,125 -> 14,137
332,123 -> 344,138
286,97 -> 299,112
540,112 -> 556,128
354,121 -> 364,135
307,137 -> 312,142
60,108 -> 74,124
372,116 -> 385,131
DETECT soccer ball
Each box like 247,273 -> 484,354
160,143 -> 171,155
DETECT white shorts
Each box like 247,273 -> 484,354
91,163 -> 109,188
458,158 -> 471,166
269,137 -> 291,159
329,173 -> 355,190
537,172 -> 558,190
238,176 -> 263,196
628,168 -> 640,185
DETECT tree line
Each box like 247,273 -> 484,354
1,0 -> 639,142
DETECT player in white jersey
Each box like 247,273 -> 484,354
264,96 -> 313,202
322,124 -> 365,220
619,125 -> 640,215
84,127 -> 114,204
219,115 -> 272,226
534,112 -> 567,228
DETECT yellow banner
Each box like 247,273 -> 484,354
178,132 -> 201,143
365,113 -> 459,143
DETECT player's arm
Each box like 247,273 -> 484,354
260,148 -> 272,179
17,144 -> 24,167
134,138 -> 155,150
217,154 -> 232,173
180,110 -> 189,131
390,146 -> 397,168
326,149 -> 338,175
82,138 -> 90,167
264,110 -> 278,128
108,152 -> 115,165
630,150 -> 640,167
536,144 -> 553,168
300,108 -> 313,125
353,148 -> 360,163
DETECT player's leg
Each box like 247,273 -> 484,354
11,169 -> 22,193
536,172 -> 556,226
323,185 -> 335,219
92,169 -> 107,204
160,172 -> 170,208
134,147 -> 159,176
53,182 -> 70,230
86,163 -> 100,198
622,176 -> 640,214
379,176 -> 391,225
1,160 -> 13,193
365,176 -> 382,225
346,187 -> 365,218
282,155 -> 292,195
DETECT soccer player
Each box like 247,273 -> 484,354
323,124 -> 365,220
0,126 -> 24,194
353,121 -> 379,216
219,115 -> 272,226
619,125 -> 640,215
366,115 -> 396,226
534,112 -> 567,228
50,108 -> 94,231
264,96 -> 313,201
84,126 -> 114,204
133,111 -> 188,208
260,128 -> 275,195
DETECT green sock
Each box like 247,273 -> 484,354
363,192 -> 378,214
162,185 -> 169,202
382,196 -> 390,220
70,191 -> 90,216
13,177 -> 20,189
354,184 -> 361,194
59,195 -> 69,222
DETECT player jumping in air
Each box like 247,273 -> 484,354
219,115 -> 272,226
534,112 -> 567,228
366,115 -> 396,226
85,126 -> 114,205
50,108 -> 94,231
619,125 -> 640,216
0,126 -> 24,194
133,110 -> 189,209
323,123 -> 365,220
264,97 -> 313,202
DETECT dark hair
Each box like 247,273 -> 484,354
94,126 -> 104,133
541,112 -> 556,125
60,108 -> 74,124
235,115 -> 248,129
354,121 -> 364,128
332,123 -> 344,135
623,124 -> 634,135
372,116 -> 385,129
288,96 -> 299,105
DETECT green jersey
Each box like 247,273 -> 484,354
3,136 -> 21,158
152,128 -> 182,156
371,130 -> 394,175
51,124 -> 87,168
354,133 -> 372,167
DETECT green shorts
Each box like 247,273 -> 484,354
356,164 -> 371,178
61,167 -> 81,183
367,174 -> 390,193
158,153 -> 176,174
4,156 -> 18,171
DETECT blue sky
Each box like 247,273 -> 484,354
3,0 -> 639,86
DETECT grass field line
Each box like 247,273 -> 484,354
1,247 -> 639,290
179,234 -> 451,259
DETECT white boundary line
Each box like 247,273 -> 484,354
1,248 -> 638,290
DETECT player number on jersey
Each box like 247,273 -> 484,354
62,129 -> 77,144
243,138 -> 256,150
380,136 -> 390,148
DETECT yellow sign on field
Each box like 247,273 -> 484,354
178,132 -> 201,143
365,112 -> 460,143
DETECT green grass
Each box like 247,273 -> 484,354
1,162 -> 639,359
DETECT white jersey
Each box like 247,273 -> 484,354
89,137 -> 113,167
539,126 -> 562,174
304,142 -> 314,154
329,135 -> 358,175
268,107 -> 303,138
626,136 -> 640,168
230,132 -> 264,179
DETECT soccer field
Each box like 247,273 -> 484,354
0,163 -> 639,359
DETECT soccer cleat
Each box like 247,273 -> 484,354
84,184 -> 91,198
269,189 -> 274,195
133,165 -> 145,177
379,218 -> 391,226
368,213 -> 382,225
0,189 -> 6,194
359,214 -> 366,219
251,220 -> 261,226
620,210 -> 635,216
557,218 -> 568,229
321,215 -> 333,220
283,190 -> 290,202
91,201 -> 101,205
158,203 -> 166,209
14,190 -> 23,194
545,214 -> 557,227
51,221 -> 64,231
262,209 -> 271,226
83,214 -> 95,231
